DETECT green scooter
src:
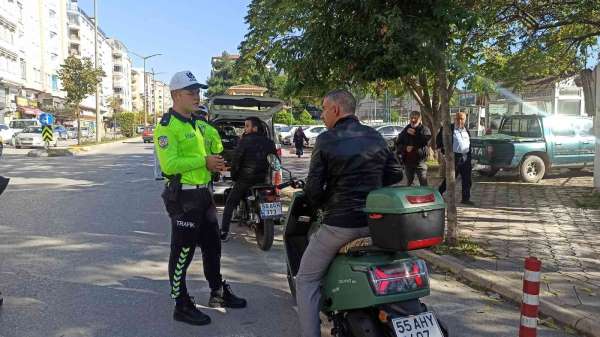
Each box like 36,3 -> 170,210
280,168 -> 449,337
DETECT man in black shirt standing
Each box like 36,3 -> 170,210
395,110 -> 431,186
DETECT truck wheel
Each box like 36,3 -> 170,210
256,219 -> 274,251
520,155 -> 545,183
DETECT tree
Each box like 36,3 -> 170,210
206,52 -> 242,97
492,1 -> 600,115
58,56 -> 104,145
117,112 -> 137,137
241,0 -> 505,245
296,110 -> 317,125
274,109 -> 295,125
107,95 -> 123,136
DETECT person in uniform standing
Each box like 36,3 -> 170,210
155,71 -> 246,326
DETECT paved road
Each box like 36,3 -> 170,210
0,142 -> 575,337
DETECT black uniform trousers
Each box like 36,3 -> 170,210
162,187 -> 222,303
439,153 -> 472,202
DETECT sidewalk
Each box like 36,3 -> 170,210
420,171 -> 600,336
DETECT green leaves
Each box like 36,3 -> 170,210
57,56 -> 105,107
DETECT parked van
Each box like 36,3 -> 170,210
7,119 -> 42,145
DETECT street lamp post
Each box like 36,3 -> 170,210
131,52 -> 161,126
150,68 -> 165,124
93,0 -> 101,143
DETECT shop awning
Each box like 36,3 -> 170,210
18,106 -> 43,117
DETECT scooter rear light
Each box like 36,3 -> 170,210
406,237 -> 443,250
275,144 -> 283,158
368,259 -> 429,296
272,170 -> 282,195
406,193 -> 435,204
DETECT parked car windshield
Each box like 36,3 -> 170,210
0,124 -> 8,131
499,117 -> 542,138
23,127 -> 43,133
10,120 -> 38,129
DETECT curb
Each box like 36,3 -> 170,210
68,137 -> 138,154
413,250 -> 600,337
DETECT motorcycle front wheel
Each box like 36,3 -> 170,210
255,219 -> 274,251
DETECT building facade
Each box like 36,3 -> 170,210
6,0 -> 69,123
107,38 -> 132,113
0,0 -> 24,123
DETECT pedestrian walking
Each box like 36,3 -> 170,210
155,71 -> 246,326
394,110 -> 431,186
293,126 -> 309,157
437,111 -> 474,205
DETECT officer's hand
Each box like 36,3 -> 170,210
206,155 -> 226,172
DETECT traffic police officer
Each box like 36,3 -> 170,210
194,105 -> 223,156
155,71 -> 246,326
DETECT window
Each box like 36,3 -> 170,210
49,31 -> 57,39
0,55 -> 7,71
557,100 -> 581,116
49,9 -> 56,18
499,117 -> 542,138
574,119 -> 593,137
51,75 -> 58,91
549,120 -> 575,137
20,58 -> 26,80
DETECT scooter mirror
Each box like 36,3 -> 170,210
267,153 -> 282,171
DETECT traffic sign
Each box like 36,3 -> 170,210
42,125 -> 53,142
39,113 -> 54,126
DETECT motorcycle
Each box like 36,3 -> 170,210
229,154 -> 286,251
276,156 -> 450,337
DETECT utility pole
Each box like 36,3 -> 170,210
93,0 -> 101,143
131,52 -> 162,126
150,68 -> 165,124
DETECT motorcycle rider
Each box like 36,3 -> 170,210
220,116 -> 277,241
297,89 -> 403,337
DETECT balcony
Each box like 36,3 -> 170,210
67,2 -> 79,14
69,33 -> 80,41
69,48 -> 80,56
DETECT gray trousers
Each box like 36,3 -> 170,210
296,224 -> 370,337
405,162 -> 428,186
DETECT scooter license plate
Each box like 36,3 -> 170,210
260,202 -> 282,219
391,312 -> 444,337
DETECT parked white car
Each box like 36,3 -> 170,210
0,124 -> 12,143
304,125 -> 327,147
14,126 -> 58,148
276,125 -> 298,145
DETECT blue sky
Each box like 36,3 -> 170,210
78,0 -> 251,84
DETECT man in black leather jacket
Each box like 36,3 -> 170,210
297,89 -> 403,337
220,117 -> 277,241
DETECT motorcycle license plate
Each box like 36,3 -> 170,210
260,202 -> 282,219
392,312 -> 444,337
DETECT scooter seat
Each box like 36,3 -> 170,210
338,237 -> 372,254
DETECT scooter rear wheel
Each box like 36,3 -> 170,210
255,219 -> 274,251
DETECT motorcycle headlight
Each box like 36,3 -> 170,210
368,259 -> 429,296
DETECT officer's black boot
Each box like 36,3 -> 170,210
173,297 -> 211,325
208,280 -> 247,308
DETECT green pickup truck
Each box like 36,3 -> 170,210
471,115 -> 595,183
